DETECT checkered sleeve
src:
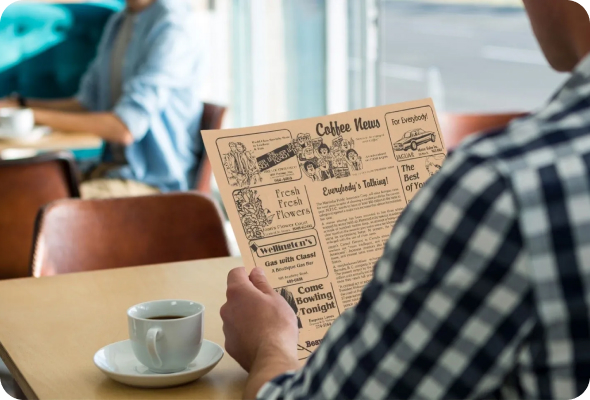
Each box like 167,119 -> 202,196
258,150 -> 536,399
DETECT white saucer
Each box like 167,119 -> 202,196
0,126 -> 51,143
94,339 -> 224,388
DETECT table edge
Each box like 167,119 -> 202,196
0,340 -> 39,400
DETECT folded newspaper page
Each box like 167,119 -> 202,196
203,99 -> 446,360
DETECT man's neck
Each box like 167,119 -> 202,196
126,0 -> 156,14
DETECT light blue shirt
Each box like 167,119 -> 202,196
76,0 -> 205,192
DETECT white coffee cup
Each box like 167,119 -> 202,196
0,108 -> 35,138
127,299 -> 204,373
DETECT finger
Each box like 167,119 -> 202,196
227,267 -> 248,286
219,303 -> 229,322
249,268 -> 274,295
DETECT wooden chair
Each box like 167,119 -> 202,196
0,151 -> 79,280
439,112 -> 527,150
31,192 -> 231,277
195,103 -> 227,193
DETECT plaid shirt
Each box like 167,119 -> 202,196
259,55 -> 590,400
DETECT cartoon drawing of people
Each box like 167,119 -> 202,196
342,138 -> 354,152
296,135 -> 361,181
236,142 -> 262,185
296,133 -> 316,161
329,137 -> 342,160
426,154 -> 445,177
317,143 -> 334,178
346,149 -> 363,171
331,137 -> 343,155
318,159 -> 332,180
295,133 -> 308,157
303,160 -> 321,181
222,154 -> 235,183
222,141 -> 263,187
318,143 -> 330,159
331,155 -> 350,178
225,141 -> 249,186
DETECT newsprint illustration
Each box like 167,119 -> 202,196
203,99 -> 447,361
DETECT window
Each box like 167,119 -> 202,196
376,1 -> 567,113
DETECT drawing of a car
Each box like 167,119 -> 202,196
394,128 -> 436,151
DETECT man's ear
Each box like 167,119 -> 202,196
570,0 -> 590,16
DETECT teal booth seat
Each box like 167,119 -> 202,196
0,1 -> 123,158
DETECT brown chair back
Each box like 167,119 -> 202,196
195,103 -> 227,193
0,152 -> 79,280
439,112 -> 527,150
31,192 -> 230,277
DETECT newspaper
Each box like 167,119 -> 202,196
203,99 -> 446,360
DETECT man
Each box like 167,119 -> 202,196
221,1 -> 590,399
0,0 -> 205,198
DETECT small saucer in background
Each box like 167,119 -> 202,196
0,149 -> 40,160
0,126 -> 51,143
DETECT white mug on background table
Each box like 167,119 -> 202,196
127,299 -> 204,374
0,107 -> 35,138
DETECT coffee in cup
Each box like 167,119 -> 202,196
127,300 -> 204,373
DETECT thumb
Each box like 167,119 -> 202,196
249,268 -> 274,294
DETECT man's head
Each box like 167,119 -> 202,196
126,0 -> 156,13
523,0 -> 590,72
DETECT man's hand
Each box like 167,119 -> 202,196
221,267 -> 300,398
33,109 -> 133,145
221,267 -> 299,371
0,97 -> 17,109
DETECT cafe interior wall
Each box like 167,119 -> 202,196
195,0 -> 347,126
194,0 -> 370,198
229,0 -> 331,128
191,0 -> 291,130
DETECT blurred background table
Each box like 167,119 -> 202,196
0,131 -> 102,160
0,0 -> 117,161
0,257 -> 247,400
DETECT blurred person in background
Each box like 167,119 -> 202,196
0,0 -> 205,198
221,1 -> 590,399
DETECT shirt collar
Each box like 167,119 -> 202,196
545,52 -> 590,105
126,0 -> 188,14
123,0 -> 191,26
125,1 -> 155,18
573,51 -> 590,78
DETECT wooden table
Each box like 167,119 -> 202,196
0,131 -> 102,154
0,257 -> 247,400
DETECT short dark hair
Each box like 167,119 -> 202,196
319,143 -> 330,153
304,161 -> 316,170
346,149 -> 358,159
